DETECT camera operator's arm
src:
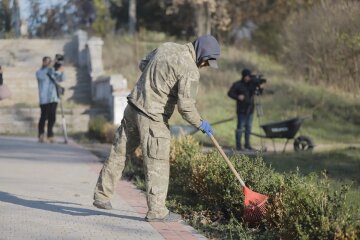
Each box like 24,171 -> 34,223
49,67 -> 65,83
258,82 -> 266,94
228,82 -> 245,101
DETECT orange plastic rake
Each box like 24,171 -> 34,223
209,134 -> 268,223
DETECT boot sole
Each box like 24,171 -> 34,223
93,201 -> 112,210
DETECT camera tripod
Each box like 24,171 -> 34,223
59,95 -> 69,144
253,90 -> 267,151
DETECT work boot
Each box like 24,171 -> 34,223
145,211 -> 182,222
244,145 -> 255,151
39,134 -> 46,143
93,200 -> 112,210
245,133 -> 254,151
235,129 -> 242,151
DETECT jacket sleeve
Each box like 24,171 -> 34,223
55,71 -> 65,83
139,48 -> 157,72
228,82 -> 239,100
177,70 -> 202,128
48,68 -> 65,83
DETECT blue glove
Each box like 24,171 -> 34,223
199,120 -> 213,136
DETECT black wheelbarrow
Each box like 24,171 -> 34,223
251,117 -> 314,152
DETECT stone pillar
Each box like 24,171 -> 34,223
87,37 -> 104,79
110,75 -> 130,125
76,30 -> 88,68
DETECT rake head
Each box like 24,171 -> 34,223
243,186 -> 268,224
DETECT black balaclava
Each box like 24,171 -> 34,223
192,35 -> 220,67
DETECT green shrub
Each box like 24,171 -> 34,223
267,172 -> 358,239
123,135 -> 359,239
88,116 -> 117,143
102,122 -> 117,143
167,136 -> 360,239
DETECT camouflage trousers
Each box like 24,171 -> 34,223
94,104 -> 171,219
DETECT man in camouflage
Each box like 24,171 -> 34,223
93,35 -> 220,222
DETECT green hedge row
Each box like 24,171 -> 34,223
166,136 -> 360,239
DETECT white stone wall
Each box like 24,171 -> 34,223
83,33 -> 130,125
110,75 -> 130,124
92,74 -> 130,125
87,37 -> 105,79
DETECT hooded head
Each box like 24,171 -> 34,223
241,68 -> 252,82
242,69 -> 252,78
192,35 -> 220,68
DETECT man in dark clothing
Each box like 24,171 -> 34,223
0,65 -> 12,100
228,69 -> 264,150
0,65 -> 3,85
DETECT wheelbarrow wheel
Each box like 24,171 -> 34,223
294,136 -> 314,152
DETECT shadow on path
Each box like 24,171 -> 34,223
0,191 -> 144,222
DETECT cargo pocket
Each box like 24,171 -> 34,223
147,123 -> 170,160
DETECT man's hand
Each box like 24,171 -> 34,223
199,120 -> 213,136
238,94 -> 245,101
57,66 -> 64,73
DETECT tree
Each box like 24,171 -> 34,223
165,0 -> 233,37
28,0 -> 42,37
164,0 -> 314,47
28,0 -> 98,37
166,0 -> 211,36
128,0 -> 136,34
91,0 -> 115,36
11,0 -> 20,37
0,0 -> 12,37
62,0 -> 96,32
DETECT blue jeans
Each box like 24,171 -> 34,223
236,112 -> 253,149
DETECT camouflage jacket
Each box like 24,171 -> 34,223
128,42 -> 202,127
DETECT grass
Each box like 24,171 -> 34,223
102,32 -> 174,89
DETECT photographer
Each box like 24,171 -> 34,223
228,69 -> 265,150
0,66 -> 3,86
0,65 -> 12,100
36,56 -> 65,143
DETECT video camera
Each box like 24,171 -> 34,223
54,54 -> 65,71
250,74 -> 267,95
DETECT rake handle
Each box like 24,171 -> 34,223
209,134 -> 246,187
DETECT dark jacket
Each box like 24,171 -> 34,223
228,79 -> 257,114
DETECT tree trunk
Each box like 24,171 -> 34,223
0,0 -> 12,34
194,2 -> 211,36
11,0 -> 21,38
128,0 -> 136,35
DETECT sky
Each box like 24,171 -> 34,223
19,0 -> 63,19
